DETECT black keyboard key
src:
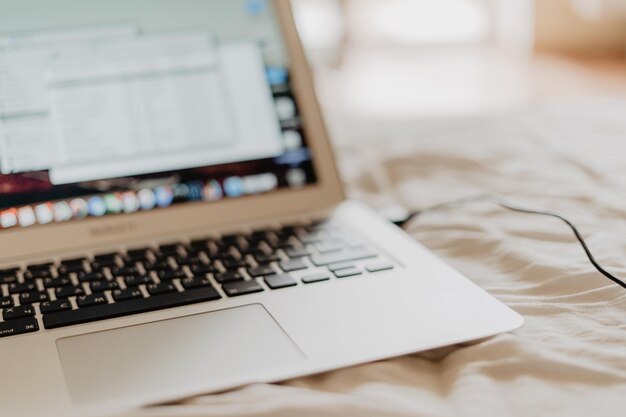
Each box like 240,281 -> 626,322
188,238 -> 210,249
76,294 -> 108,308
94,252 -> 119,262
56,286 -> 84,298
158,244 -> 181,255
110,266 -> 138,277
43,277 -> 73,288
173,256 -> 203,267
157,269 -> 186,281
147,282 -> 176,295
143,261 -> 171,272
279,259 -> 308,272
61,257 -> 86,265
264,274 -> 297,290
183,247 -> 206,258
40,299 -> 71,314
248,265 -> 275,277
91,259 -> 118,270
274,239 -> 294,249
222,280 -> 264,297
180,276 -> 212,290
0,317 -> 39,338
23,269 -> 52,280
285,247 -> 309,258
126,248 -> 151,261
246,238 -> 268,249
156,245 -> 181,258
222,259 -> 248,269
58,263 -> 86,274
218,253 -> 240,262
365,263 -> 394,273
215,247 -> 232,257
315,240 -> 344,253
124,275 -> 153,287
78,271 -> 105,282
27,262 -> 53,271
8,282 -> 37,295
254,253 -> 280,264
112,288 -> 143,302
43,287 -> 221,329
334,267 -> 362,278
239,246 -> 266,256
214,271 -> 244,284
0,267 -> 20,277
304,221 -> 325,232
301,274 -> 330,284
299,232 -> 324,244
190,264 -> 218,275
248,229 -> 272,241
1,296 -> 14,308
327,262 -> 355,272
212,249 -> 234,261
19,291 -> 49,305
152,254 -> 171,264
90,280 -> 119,292
274,226 -> 297,239
278,224 -> 298,236
3,305 -> 36,320
310,247 -> 377,266
0,275 -> 19,285
220,234 -> 240,244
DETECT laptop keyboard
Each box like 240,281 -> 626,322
0,222 -> 394,338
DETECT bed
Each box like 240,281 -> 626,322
138,98 -> 626,417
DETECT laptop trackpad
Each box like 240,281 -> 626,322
56,304 -> 304,405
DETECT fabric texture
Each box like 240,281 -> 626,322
140,98 -> 626,417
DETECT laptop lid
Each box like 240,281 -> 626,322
0,0 -> 343,262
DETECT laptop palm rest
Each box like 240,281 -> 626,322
56,304 -> 305,405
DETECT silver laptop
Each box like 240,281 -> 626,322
0,1 -> 523,416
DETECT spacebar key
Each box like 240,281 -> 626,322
42,287 -> 221,329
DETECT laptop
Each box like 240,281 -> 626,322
0,1 -> 523,415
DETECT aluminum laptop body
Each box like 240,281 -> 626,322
0,1 -> 523,416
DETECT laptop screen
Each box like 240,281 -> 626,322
0,0 -> 317,231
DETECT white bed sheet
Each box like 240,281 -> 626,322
140,98 -> 626,417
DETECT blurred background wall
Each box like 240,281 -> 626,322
535,0 -> 626,56
291,0 -> 626,125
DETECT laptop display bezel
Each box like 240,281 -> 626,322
0,0 -> 345,262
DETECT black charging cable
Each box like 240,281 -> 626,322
394,194 -> 626,290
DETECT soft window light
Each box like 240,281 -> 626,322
351,0 -> 491,44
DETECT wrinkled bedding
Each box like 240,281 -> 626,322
141,98 -> 626,417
